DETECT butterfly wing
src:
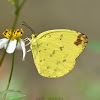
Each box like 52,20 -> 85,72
31,29 -> 88,78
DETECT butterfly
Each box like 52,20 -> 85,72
30,29 -> 88,78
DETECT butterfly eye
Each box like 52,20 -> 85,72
34,35 -> 37,38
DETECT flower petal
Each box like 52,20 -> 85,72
0,38 -> 9,49
18,38 -> 26,61
16,41 -> 22,50
6,39 -> 17,54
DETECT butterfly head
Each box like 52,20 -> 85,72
31,33 -> 37,39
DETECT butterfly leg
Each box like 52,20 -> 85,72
27,49 -> 31,52
24,37 -> 31,42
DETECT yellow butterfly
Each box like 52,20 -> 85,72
30,29 -> 88,78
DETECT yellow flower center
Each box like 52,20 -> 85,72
3,28 -> 24,40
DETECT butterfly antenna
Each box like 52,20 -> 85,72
22,21 -> 35,34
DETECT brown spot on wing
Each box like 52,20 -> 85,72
78,34 -> 83,38
74,34 -> 88,47
83,35 -> 88,43
74,38 -> 82,46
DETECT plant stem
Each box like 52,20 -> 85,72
0,51 -> 6,66
2,52 -> 15,100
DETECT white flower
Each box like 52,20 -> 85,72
0,29 -> 26,61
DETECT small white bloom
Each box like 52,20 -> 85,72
0,29 -> 26,60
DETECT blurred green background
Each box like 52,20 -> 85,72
0,0 -> 100,100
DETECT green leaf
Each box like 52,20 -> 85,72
7,94 -> 26,100
0,89 -> 21,95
